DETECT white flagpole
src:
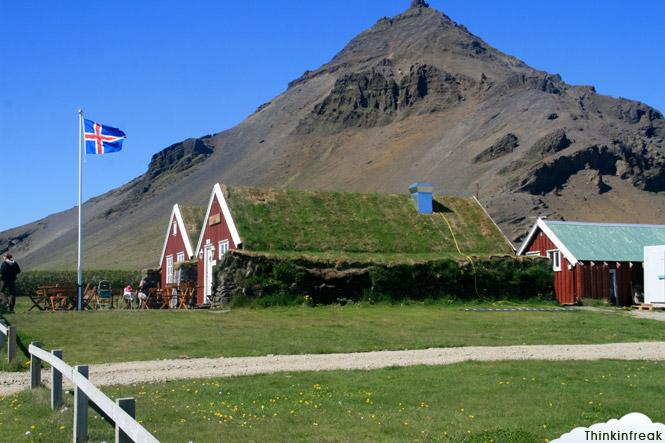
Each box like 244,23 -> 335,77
77,109 -> 84,311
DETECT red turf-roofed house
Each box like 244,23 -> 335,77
194,183 -> 242,305
159,204 -> 205,289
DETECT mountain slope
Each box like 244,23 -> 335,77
3,1 -> 664,269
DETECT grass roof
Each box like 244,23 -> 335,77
223,186 -> 513,257
178,205 -> 206,246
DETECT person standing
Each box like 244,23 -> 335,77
0,253 -> 21,312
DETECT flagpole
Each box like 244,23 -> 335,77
77,109 -> 83,311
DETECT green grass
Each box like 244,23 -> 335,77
3,299 -> 665,366
226,187 -> 513,255
2,360 -> 664,442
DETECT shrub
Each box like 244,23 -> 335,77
215,252 -> 554,306
15,270 -> 142,296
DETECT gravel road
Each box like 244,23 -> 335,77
2,341 -> 665,396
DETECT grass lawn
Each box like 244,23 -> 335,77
3,299 -> 665,367
2,360 -> 664,442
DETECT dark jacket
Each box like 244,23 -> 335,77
0,259 -> 21,283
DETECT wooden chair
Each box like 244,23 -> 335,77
82,284 -> 96,310
29,286 -> 52,311
177,283 -> 195,310
163,284 -> 179,309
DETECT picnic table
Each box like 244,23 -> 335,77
29,285 -> 77,311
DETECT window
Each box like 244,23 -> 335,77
172,220 -> 178,236
547,250 -> 562,272
175,252 -> 185,284
166,255 -> 174,284
526,251 -> 541,257
218,240 -> 229,259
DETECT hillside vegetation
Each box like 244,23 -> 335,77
226,187 -> 512,256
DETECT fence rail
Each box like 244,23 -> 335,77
0,319 -> 17,363
29,342 -> 159,443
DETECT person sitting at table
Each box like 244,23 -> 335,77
123,284 -> 135,308
137,278 -> 149,308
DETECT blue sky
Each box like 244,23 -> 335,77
1,0 -> 663,232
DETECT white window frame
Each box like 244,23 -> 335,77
166,255 -> 174,284
175,252 -> 185,284
172,220 -> 178,236
547,249 -> 562,272
218,240 -> 229,259
526,251 -> 541,257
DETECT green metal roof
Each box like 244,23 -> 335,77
545,221 -> 665,262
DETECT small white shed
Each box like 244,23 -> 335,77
644,245 -> 665,305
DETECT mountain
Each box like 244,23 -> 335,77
3,1 -> 664,270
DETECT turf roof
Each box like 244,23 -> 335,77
178,205 -> 206,247
223,186 -> 513,256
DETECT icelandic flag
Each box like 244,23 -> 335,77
84,119 -> 127,155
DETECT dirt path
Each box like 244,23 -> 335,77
3,342 -> 665,396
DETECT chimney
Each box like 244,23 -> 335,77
409,182 -> 433,215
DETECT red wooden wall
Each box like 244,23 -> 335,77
525,231 -> 577,304
525,228 -> 642,306
577,261 -> 642,306
196,196 -> 238,304
161,213 -> 189,289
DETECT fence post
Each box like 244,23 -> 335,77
115,397 -> 136,443
73,365 -> 89,443
7,326 -> 16,363
51,349 -> 63,410
30,341 -> 41,388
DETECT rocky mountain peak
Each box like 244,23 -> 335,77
410,0 -> 430,8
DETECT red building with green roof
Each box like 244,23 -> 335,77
518,219 -> 665,306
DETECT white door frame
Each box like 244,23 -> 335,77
203,244 -> 215,304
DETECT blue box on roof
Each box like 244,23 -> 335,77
409,182 -> 433,215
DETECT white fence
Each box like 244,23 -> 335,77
0,319 -> 17,363
29,342 -> 159,443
